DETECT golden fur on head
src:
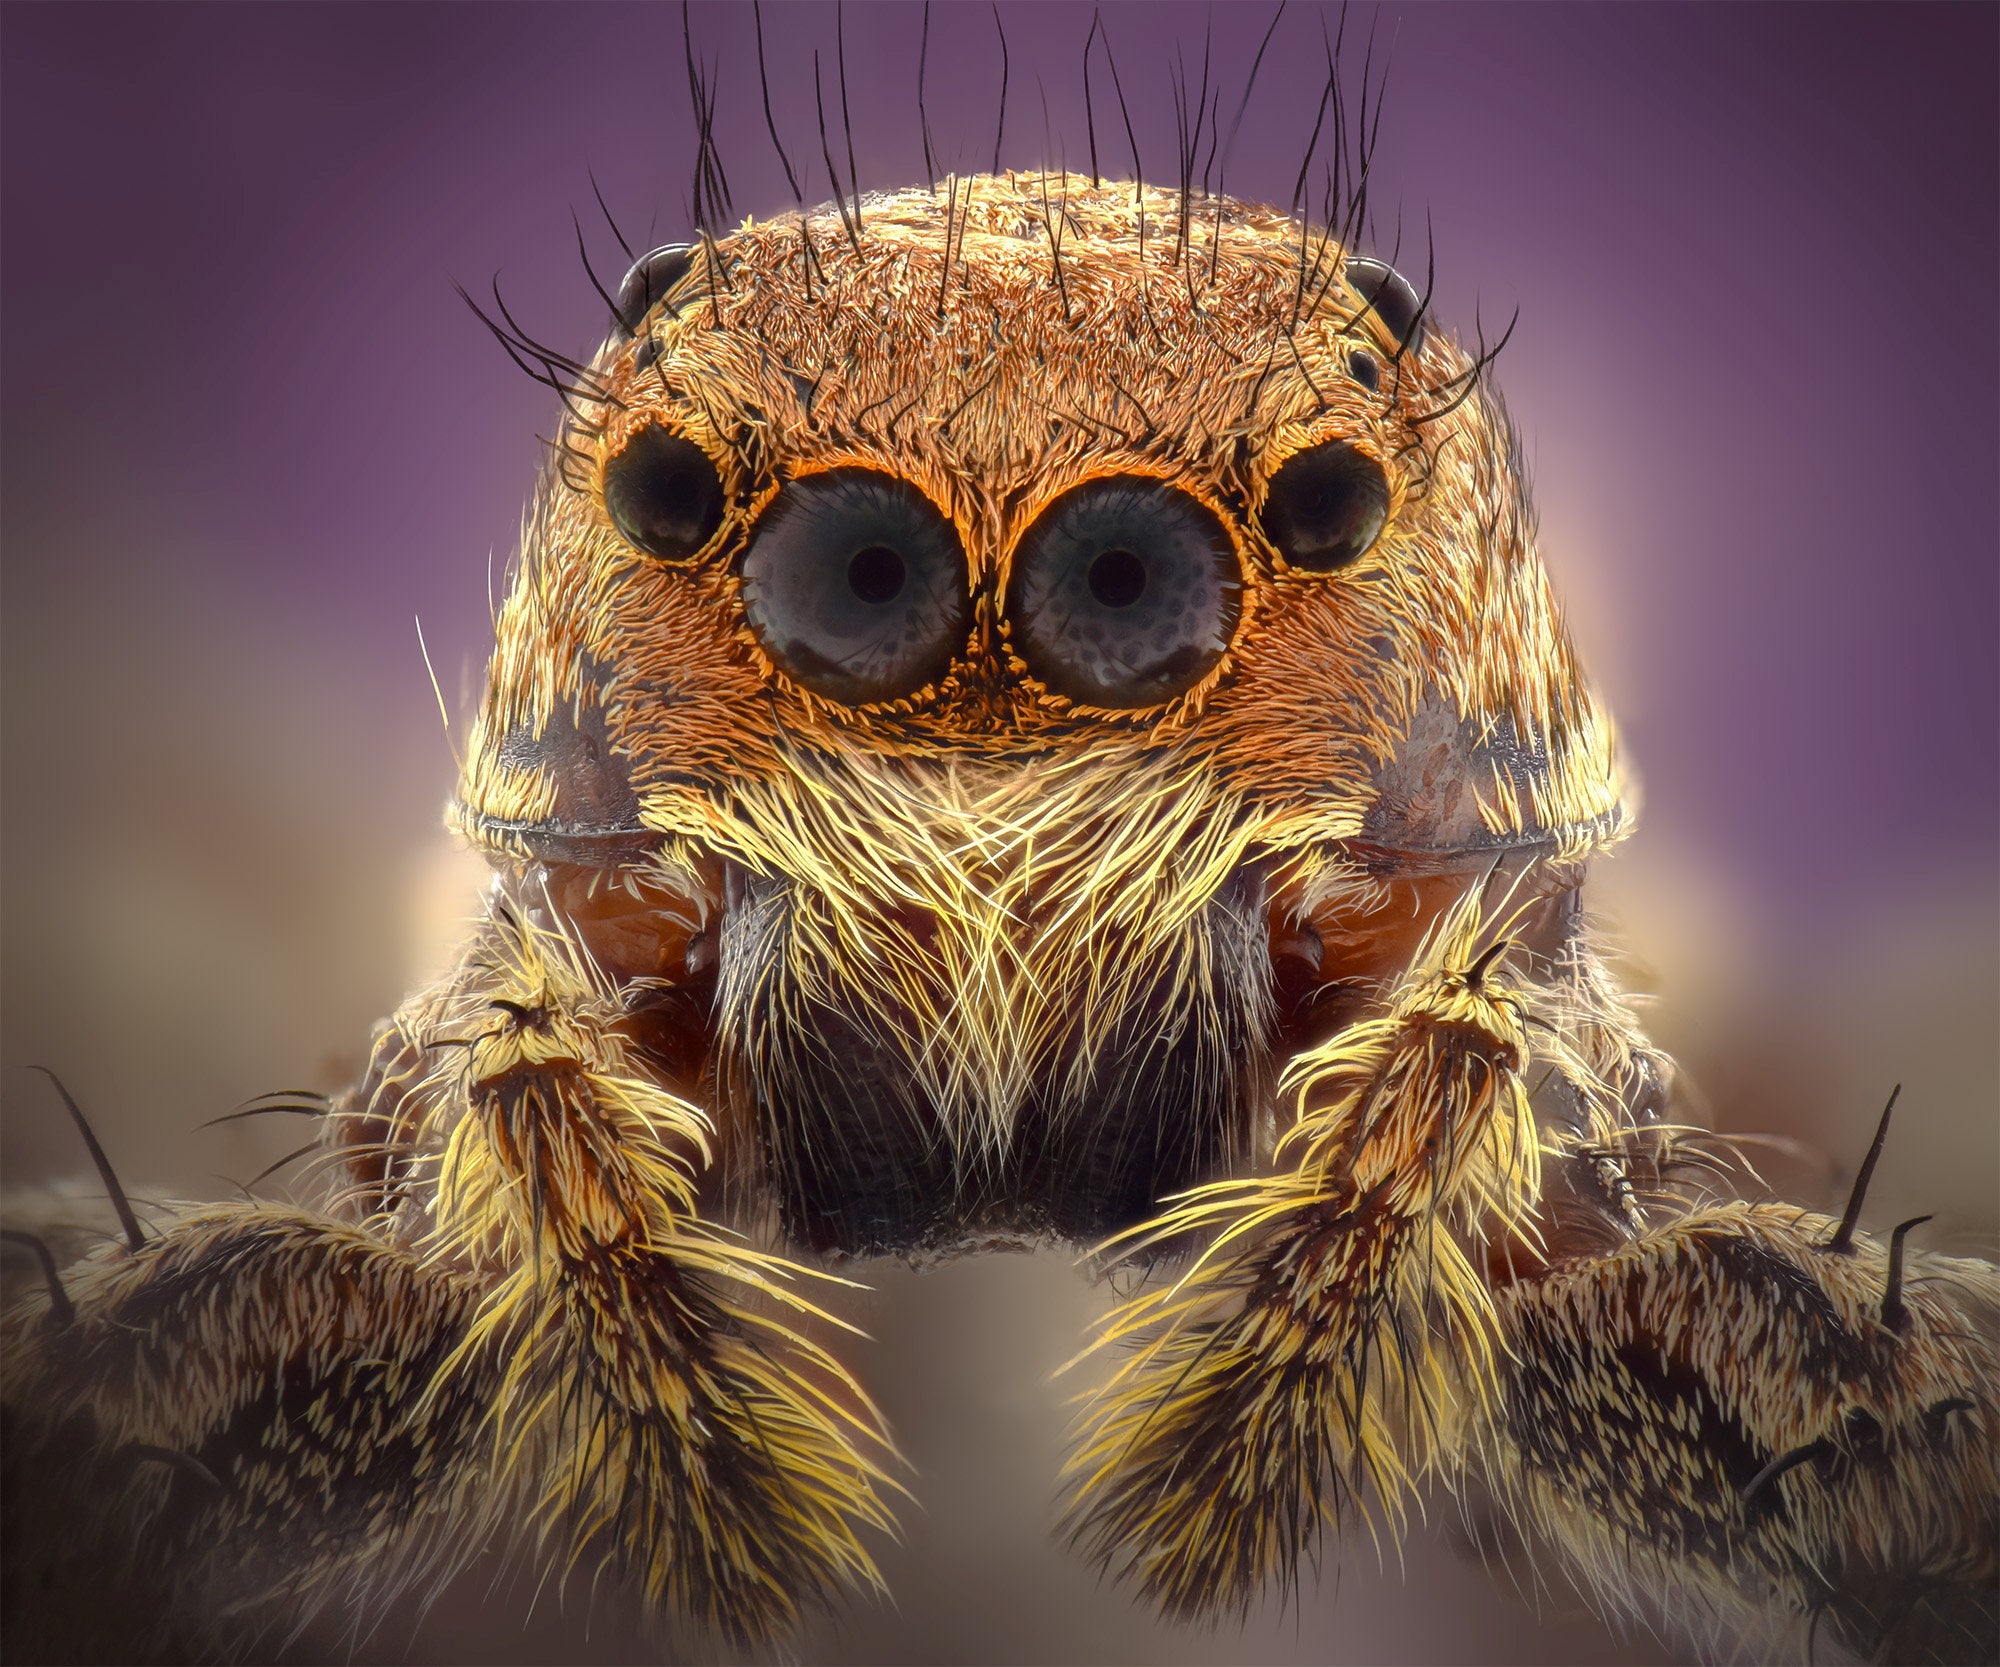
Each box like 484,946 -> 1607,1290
457,173 -> 1622,873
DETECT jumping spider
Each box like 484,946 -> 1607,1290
4,46 -> 1994,1667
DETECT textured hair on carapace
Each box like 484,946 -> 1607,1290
457,0 -> 1522,484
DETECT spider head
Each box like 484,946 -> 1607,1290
451,177 -> 1622,1255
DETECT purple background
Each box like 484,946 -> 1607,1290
3,5 -> 1995,1663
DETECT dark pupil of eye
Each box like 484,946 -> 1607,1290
1260,440 -> 1390,573
1087,548 -> 1147,609
658,469 -> 702,519
847,544 -> 906,604
603,424 -> 724,563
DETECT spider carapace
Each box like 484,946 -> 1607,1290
4,175 -> 1996,1664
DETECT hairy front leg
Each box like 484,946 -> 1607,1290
3,894 -> 897,1657
1063,881 -> 1543,1614
1,1202 -> 487,1661
1482,1197 -> 1999,1664
350,897 -> 900,1641
1064,856 -> 1997,1662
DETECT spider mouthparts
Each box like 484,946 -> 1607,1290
709,861 -> 1273,1258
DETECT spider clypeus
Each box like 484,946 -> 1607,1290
3,11 -> 1995,1666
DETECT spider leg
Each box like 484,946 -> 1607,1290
331,902 -> 901,1643
1063,881 -> 1543,1616
1065,872 -> 1997,1664
1479,1197 -> 1999,1665
1,1200 -> 487,1661
2,901 -> 898,1656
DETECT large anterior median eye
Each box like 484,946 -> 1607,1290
1258,441 -> 1390,572
603,424 -> 725,562
1007,478 -> 1241,708
740,470 -> 971,704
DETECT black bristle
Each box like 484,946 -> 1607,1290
1096,12 -> 1142,201
919,3 -> 938,189
572,208 -> 628,338
752,0 -> 820,297
752,1 -> 802,203
588,168 -> 634,262
836,0 -> 860,234
936,173 -> 959,318
1216,1 -> 1285,205
990,3 -> 1010,176
1035,88 -> 1071,320
0,1230 -> 75,1325
1880,1214 -> 1934,1334
1289,49 -> 1335,221
1082,11 -> 1102,189
200,1101 -> 329,1130
1740,1439 -> 1831,1513
31,1067 -> 145,1255
813,51 -> 863,259
1406,305 -> 1517,427
244,1140 -> 325,1196
1194,12 -> 1216,200
116,1443 -> 226,1495
1824,1086 -> 1901,1256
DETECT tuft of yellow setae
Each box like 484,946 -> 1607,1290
1064,881 -> 1544,1614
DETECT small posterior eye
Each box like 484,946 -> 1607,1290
1343,256 -> 1425,356
1007,478 -> 1241,708
1259,441 -> 1390,573
615,243 -> 693,334
740,470 -> 971,704
603,425 -> 726,563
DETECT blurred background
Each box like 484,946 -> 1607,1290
3,3 -> 1994,1662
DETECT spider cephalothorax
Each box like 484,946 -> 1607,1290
451,177 -> 1619,1260
4,166 -> 1994,1667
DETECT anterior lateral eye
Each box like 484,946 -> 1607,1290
1258,441 -> 1390,573
1007,477 -> 1242,709
739,470 -> 972,705
603,424 -> 726,563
